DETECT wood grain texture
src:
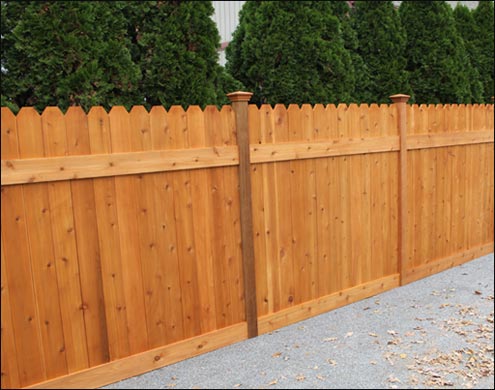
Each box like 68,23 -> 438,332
1,107 -> 47,386
17,107 -> 68,379
42,107 -> 89,373
25,323 -> 248,389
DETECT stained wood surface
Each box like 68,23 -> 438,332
1,102 -> 493,389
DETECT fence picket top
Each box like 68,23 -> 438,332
130,105 -> 151,151
313,104 -> 328,140
186,106 -> 206,148
65,106 -> 90,155
259,104 -> 274,144
41,107 -> 68,157
248,104 -> 261,145
1,107 -> 19,160
335,104 -> 347,138
300,104 -> 314,141
87,106 -> 112,154
273,104 -> 289,143
220,105 -> 236,145
358,104 -> 371,137
109,107 -> 133,153
149,106 -> 169,150
368,103 -> 381,138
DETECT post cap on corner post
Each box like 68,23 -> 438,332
227,91 -> 253,103
389,94 -> 411,104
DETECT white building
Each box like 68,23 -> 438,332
211,1 -> 480,66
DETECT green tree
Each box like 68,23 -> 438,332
453,4 -> 484,102
1,1 -> 140,112
472,1 -> 494,102
122,1 -> 241,109
225,1 -> 355,106
328,1 -> 371,103
399,1 -> 474,104
351,1 -> 411,103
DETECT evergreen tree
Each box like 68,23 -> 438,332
472,1 -> 494,102
1,1 -> 140,112
328,1 -> 371,103
453,4 -> 484,102
226,1 -> 355,106
351,1 -> 411,103
399,1 -> 474,104
122,1 -> 241,109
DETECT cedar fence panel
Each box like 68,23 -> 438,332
1,104 -> 247,389
1,97 -> 493,389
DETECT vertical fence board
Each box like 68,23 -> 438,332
410,106 -> 422,267
259,104 -> 282,314
378,105 -> 393,274
187,106 -> 218,333
336,104 -> 352,288
254,104 -> 269,314
149,106 -> 185,344
388,104 -> 400,274
443,106 -> 454,256
288,104 -> 311,304
17,108 -> 68,380
301,104 -> 318,299
66,107 -> 110,367
1,213 -> 22,389
88,107 -> 130,360
129,106 -> 165,349
434,105 -> 447,259
41,107 -> 89,373
249,105 -> 268,316
109,106 -> 149,354
2,107 -> 47,386
204,106 -> 231,328
369,104 -> 386,279
167,106 -> 202,337
348,104 -> 364,285
314,104 -> 331,297
220,105 -> 245,324
273,104 -> 295,310
358,104 -> 372,282
326,105 -> 343,293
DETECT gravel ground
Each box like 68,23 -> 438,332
103,253 -> 494,389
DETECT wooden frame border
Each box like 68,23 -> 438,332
25,323 -> 247,389
258,274 -> 400,334
250,136 -> 399,163
402,243 -> 494,285
1,146 -> 239,185
407,130 -> 494,150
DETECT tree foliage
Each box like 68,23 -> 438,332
225,1 -> 355,106
1,1 -> 240,112
1,1 -> 140,111
351,1 -> 411,103
399,1 -> 476,104
471,1 -> 494,102
453,4 -> 484,102
1,0 -> 491,110
122,1 -> 241,109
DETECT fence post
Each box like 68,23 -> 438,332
227,91 -> 258,338
390,94 -> 410,286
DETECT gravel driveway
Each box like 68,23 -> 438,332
103,253 -> 494,389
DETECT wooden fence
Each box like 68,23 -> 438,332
1,94 -> 493,389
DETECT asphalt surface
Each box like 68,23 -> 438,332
103,253 -> 494,389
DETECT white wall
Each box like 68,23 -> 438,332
211,1 -> 245,66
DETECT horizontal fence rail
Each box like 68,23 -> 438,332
1,98 -> 493,389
